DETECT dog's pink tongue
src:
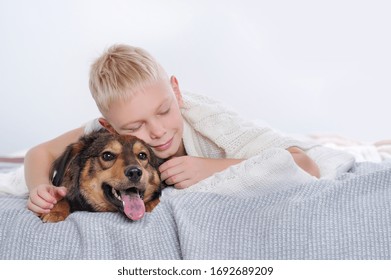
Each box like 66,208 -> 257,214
121,192 -> 145,221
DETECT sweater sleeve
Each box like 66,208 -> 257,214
180,92 -> 315,159
180,91 -> 355,179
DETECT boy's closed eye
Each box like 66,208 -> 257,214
122,123 -> 143,133
123,106 -> 170,133
158,108 -> 170,116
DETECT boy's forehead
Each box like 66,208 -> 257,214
105,79 -> 175,126
130,79 -> 174,105
136,78 -> 172,95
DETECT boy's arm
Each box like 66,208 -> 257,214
25,127 -> 85,214
159,157 -> 243,189
160,147 -> 319,189
287,147 -> 320,178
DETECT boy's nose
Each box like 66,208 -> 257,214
148,121 -> 166,139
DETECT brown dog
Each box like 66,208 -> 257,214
40,130 -> 166,223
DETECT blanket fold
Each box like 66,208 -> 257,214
1,161 -> 390,259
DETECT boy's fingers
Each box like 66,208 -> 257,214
32,196 -> 54,210
35,185 -> 66,204
159,161 -> 171,173
37,187 -> 57,203
27,198 -> 52,214
161,165 -> 185,182
30,205 -> 50,215
159,157 -> 192,183
174,179 -> 193,189
55,186 -> 67,198
159,157 -> 183,174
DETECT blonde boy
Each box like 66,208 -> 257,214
25,44 -> 320,215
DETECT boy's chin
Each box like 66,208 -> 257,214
154,147 -> 181,160
154,150 -> 175,160
152,135 -> 184,159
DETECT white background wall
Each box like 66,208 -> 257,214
1,0 -> 390,155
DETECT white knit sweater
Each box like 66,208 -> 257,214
85,91 -> 355,179
180,92 -> 314,158
179,92 -> 354,179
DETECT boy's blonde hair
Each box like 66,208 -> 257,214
89,44 -> 168,114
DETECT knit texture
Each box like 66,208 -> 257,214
180,92 -> 355,178
180,92 -> 313,158
161,148 -> 316,199
1,161 -> 391,260
84,91 -> 355,179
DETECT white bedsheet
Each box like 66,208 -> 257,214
309,134 -> 391,162
0,165 -> 28,196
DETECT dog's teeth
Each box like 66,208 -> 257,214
111,188 -> 122,201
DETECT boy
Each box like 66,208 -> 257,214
25,44 -> 323,215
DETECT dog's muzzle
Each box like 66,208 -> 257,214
102,166 -> 147,221
125,166 -> 142,183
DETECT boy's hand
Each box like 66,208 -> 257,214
159,156 -> 242,189
287,147 -> 320,178
27,184 -> 67,215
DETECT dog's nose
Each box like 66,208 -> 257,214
125,167 -> 142,182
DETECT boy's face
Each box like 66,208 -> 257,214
100,77 -> 185,159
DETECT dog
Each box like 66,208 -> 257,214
40,130 -> 166,223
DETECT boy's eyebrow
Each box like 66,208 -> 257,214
157,96 -> 173,110
119,121 -> 141,129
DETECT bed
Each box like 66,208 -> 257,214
0,141 -> 391,260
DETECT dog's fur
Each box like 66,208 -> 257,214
40,130 -> 166,223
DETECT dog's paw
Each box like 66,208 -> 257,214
39,198 -> 70,223
40,212 -> 68,223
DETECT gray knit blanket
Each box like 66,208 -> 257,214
1,161 -> 390,260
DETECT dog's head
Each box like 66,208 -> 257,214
51,130 -> 165,220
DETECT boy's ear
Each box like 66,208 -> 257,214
170,76 -> 183,107
98,118 -> 117,134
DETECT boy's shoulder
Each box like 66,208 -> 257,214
181,91 -> 222,109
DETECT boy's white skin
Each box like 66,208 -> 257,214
25,76 -> 319,215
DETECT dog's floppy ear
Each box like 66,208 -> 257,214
50,130 -> 104,187
50,142 -> 84,187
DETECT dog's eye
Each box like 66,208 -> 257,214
138,152 -> 148,161
102,152 -> 116,161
